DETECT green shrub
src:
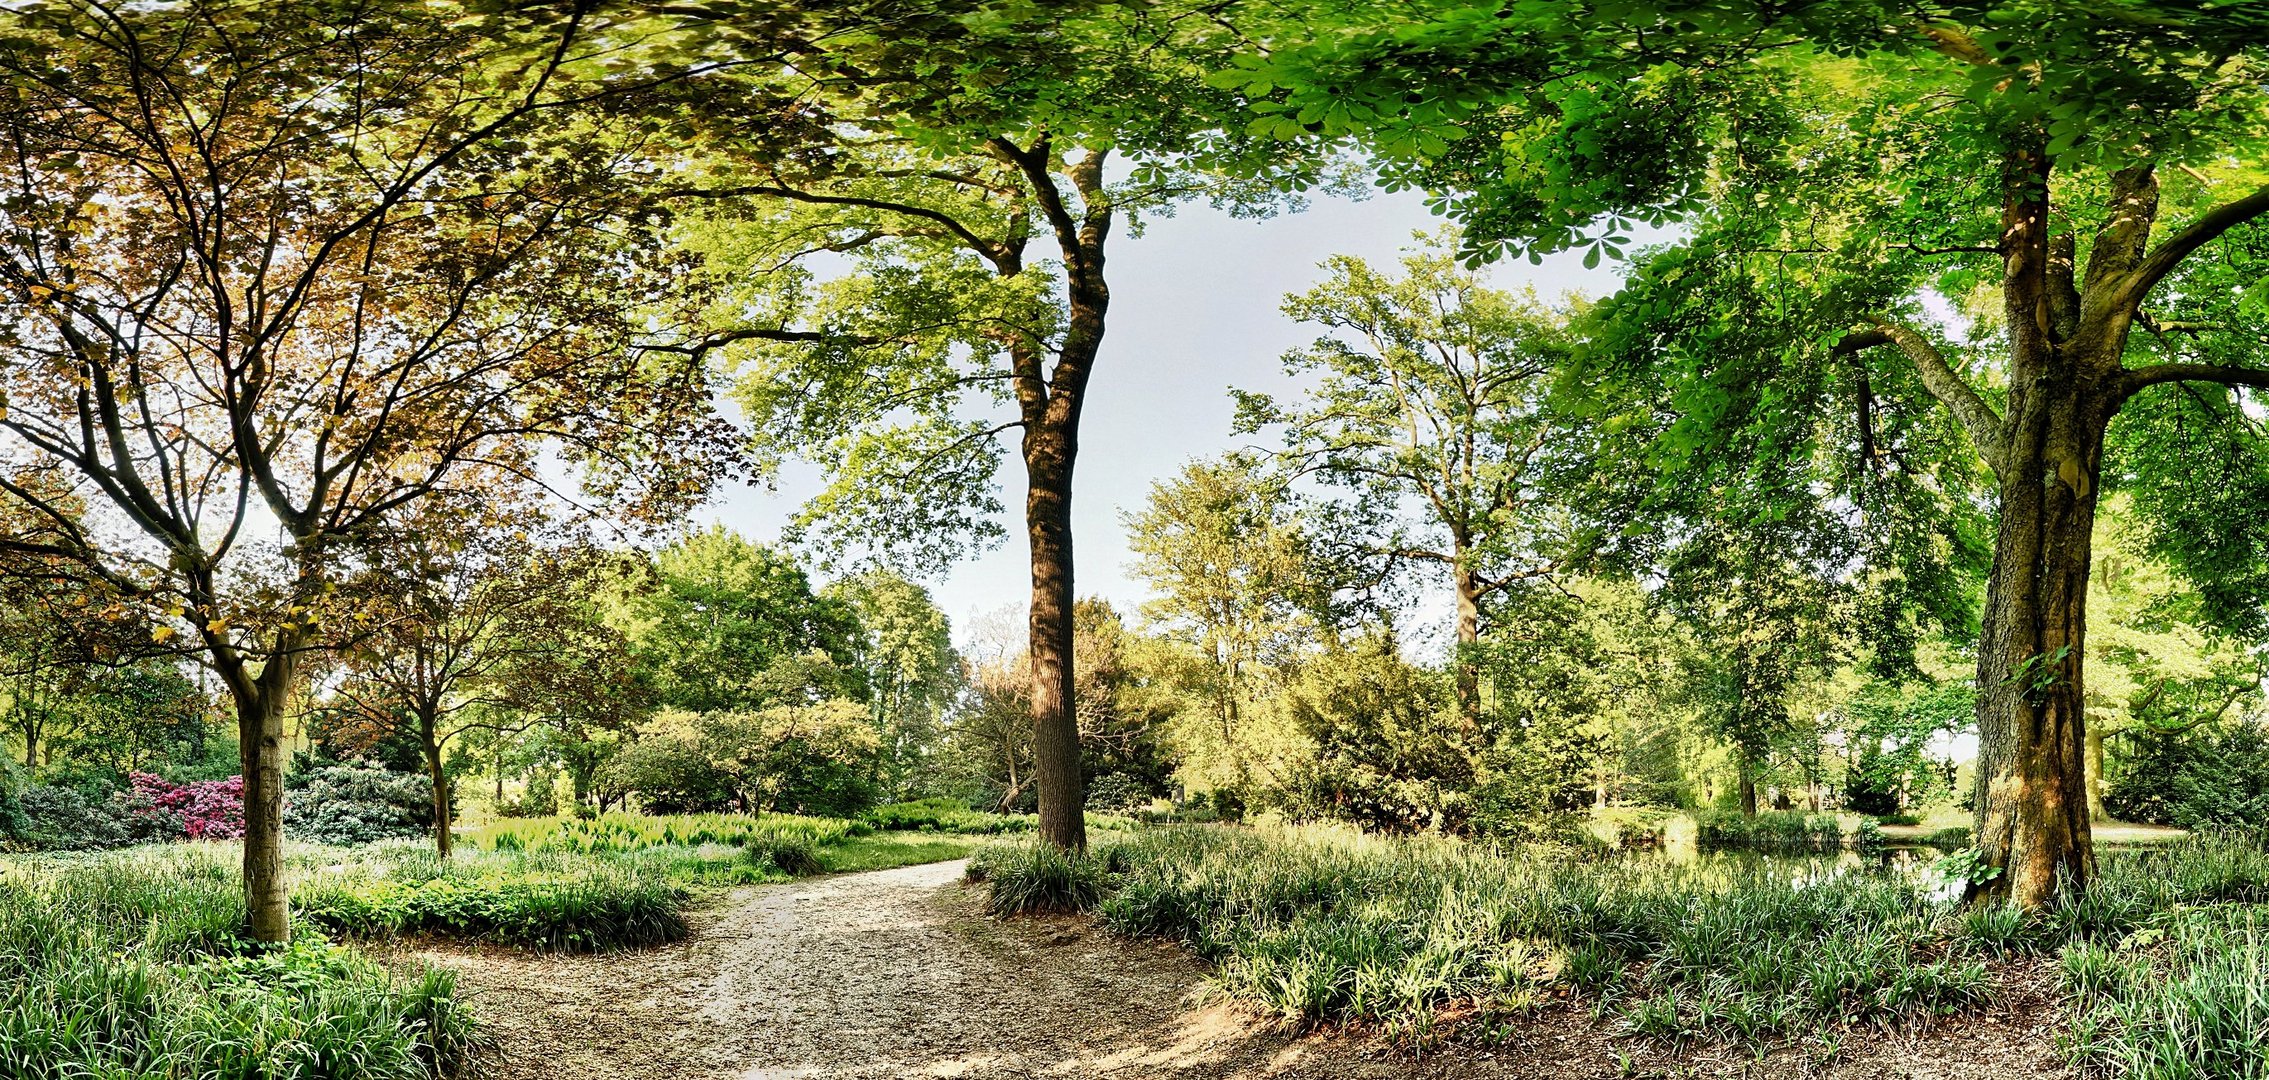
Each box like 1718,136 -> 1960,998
864,798 -> 1028,834
295,850 -> 689,953
968,841 -> 1111,915
1695,811 -> 1848,852
287,763 -> 433,846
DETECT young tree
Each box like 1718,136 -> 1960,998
329,536 -> 603,857
1125,456 -> 1329,794
0,1 -> 735,938
1234,233 -> 1588,726
1217,1 -> 2269,905
605,528 -> 867,714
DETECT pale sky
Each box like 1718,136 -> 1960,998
700,188 -> 1641,648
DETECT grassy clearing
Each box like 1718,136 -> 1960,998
970,825 -> 2269,1070
0,845 -> 478,1080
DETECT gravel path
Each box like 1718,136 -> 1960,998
402,859 -> 2071,1080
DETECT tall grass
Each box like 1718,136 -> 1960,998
0,846 -> 480,1079
972,825 -> 2269,1064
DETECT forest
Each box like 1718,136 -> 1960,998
1,1 -> 2267,1078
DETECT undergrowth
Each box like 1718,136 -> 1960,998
0,846 -> 480,1079
970,825 -> 2269,1071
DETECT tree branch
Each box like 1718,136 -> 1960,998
1835,321 -> 2006,471
2121,182 -> 2269,311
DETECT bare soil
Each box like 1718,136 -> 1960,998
397,860 -> 2074,1080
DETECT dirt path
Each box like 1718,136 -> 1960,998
402,860 -> 2071,1080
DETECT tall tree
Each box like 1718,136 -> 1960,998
1125,456 -> 1328,793
828,570 -> 960,797
693,2 -> 1327,847
1234,232 -> 1588,726
0,0 -> 738,938
1218,1 -> 2269,905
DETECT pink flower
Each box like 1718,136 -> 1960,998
127,772 -> 246,840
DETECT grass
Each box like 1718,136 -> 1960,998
969,824 -> 2269,1069
0,845 -> 480,1079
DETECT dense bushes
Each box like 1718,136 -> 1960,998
1,767 -> 248,851
2108,721 -> 2269,829
0,847 -> 479,1079
602,703 -> 881,817
863,798 -> 1028,834
287,764 -> 433,845
1695,811 -> 1882,853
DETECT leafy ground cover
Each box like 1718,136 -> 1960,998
0,845 -> 477,1080
971,826 -> 2269,1074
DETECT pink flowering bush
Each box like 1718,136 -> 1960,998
127,772 -> 245,840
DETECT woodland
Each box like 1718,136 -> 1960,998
1,1 -> 2268,1078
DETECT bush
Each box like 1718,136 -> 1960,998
1083,773 -> 1151,813
498,770 -> 559,818
287,764 -> 433,846
2108,721 -> 2269,829
128,771 -> 243,840
864,798 -> 1028,834
966,841 -> 1111,915
1696,811 -> 1860,852
8,783 -> 139,851
296,850 -> 690,953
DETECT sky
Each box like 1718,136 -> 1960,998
699,187 -> 1641,646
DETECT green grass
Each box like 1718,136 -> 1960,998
0,845 -> 480,1079
295,845 -> 689,952
969,825 -> 2269,1068
824,830 -> 984,873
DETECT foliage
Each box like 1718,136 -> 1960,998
0,845 -> 479,1078
863,798 -> 1028,835
128,772 -> 243,841
604,702 -> 882,817
295,848 -> 688,954
979,825 -> 2269,1059
965,841 -> 1115,916
2109,721 -> 2269,830
286,764 -> 435,847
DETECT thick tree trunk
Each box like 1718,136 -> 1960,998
1738,770 -> 1759,818
234,653 -> 296,944
1024,429 -> 1086,850
1970,374 -> 2109,907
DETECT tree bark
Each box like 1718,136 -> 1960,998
1451,565 -> 1482,729
1737,767 -> 1759,818
422,722 -> 453,859
1024,435 -> 1085,849
2085,724 -> 2108,823
231,651 -> 296,944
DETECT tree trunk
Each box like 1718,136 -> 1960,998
2085,724 -> 2108,823
1970,364 -> 2110,907
234,652 -> 296,944
423,729 -> 452,859
1451,565 -> 1482,729
1024,427 -> 1085,850
1738,769 -> 1758,818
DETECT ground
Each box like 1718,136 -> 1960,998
399,860 -> 2076,1080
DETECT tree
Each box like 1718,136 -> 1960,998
0,0 -> 737,938
1234,232 -> 1589,727
694,1 -> 1332,848
1216,1 -> 2269,906
828,570 -> 960,798
1124,456 -> 1329,796
328,537 -> 601,857
606,528 -> 867,714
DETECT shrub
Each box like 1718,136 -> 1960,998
9,783 -> 139,851
864,798 -> 1027,834
128,771 -> 243,840
287,764 -> 433,845
1084,773 -> 1151,813
296,851 -> 690,953
967,841 -> 1111,915
1695,811 -> 1847,852
2108,720 -> 2269,829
